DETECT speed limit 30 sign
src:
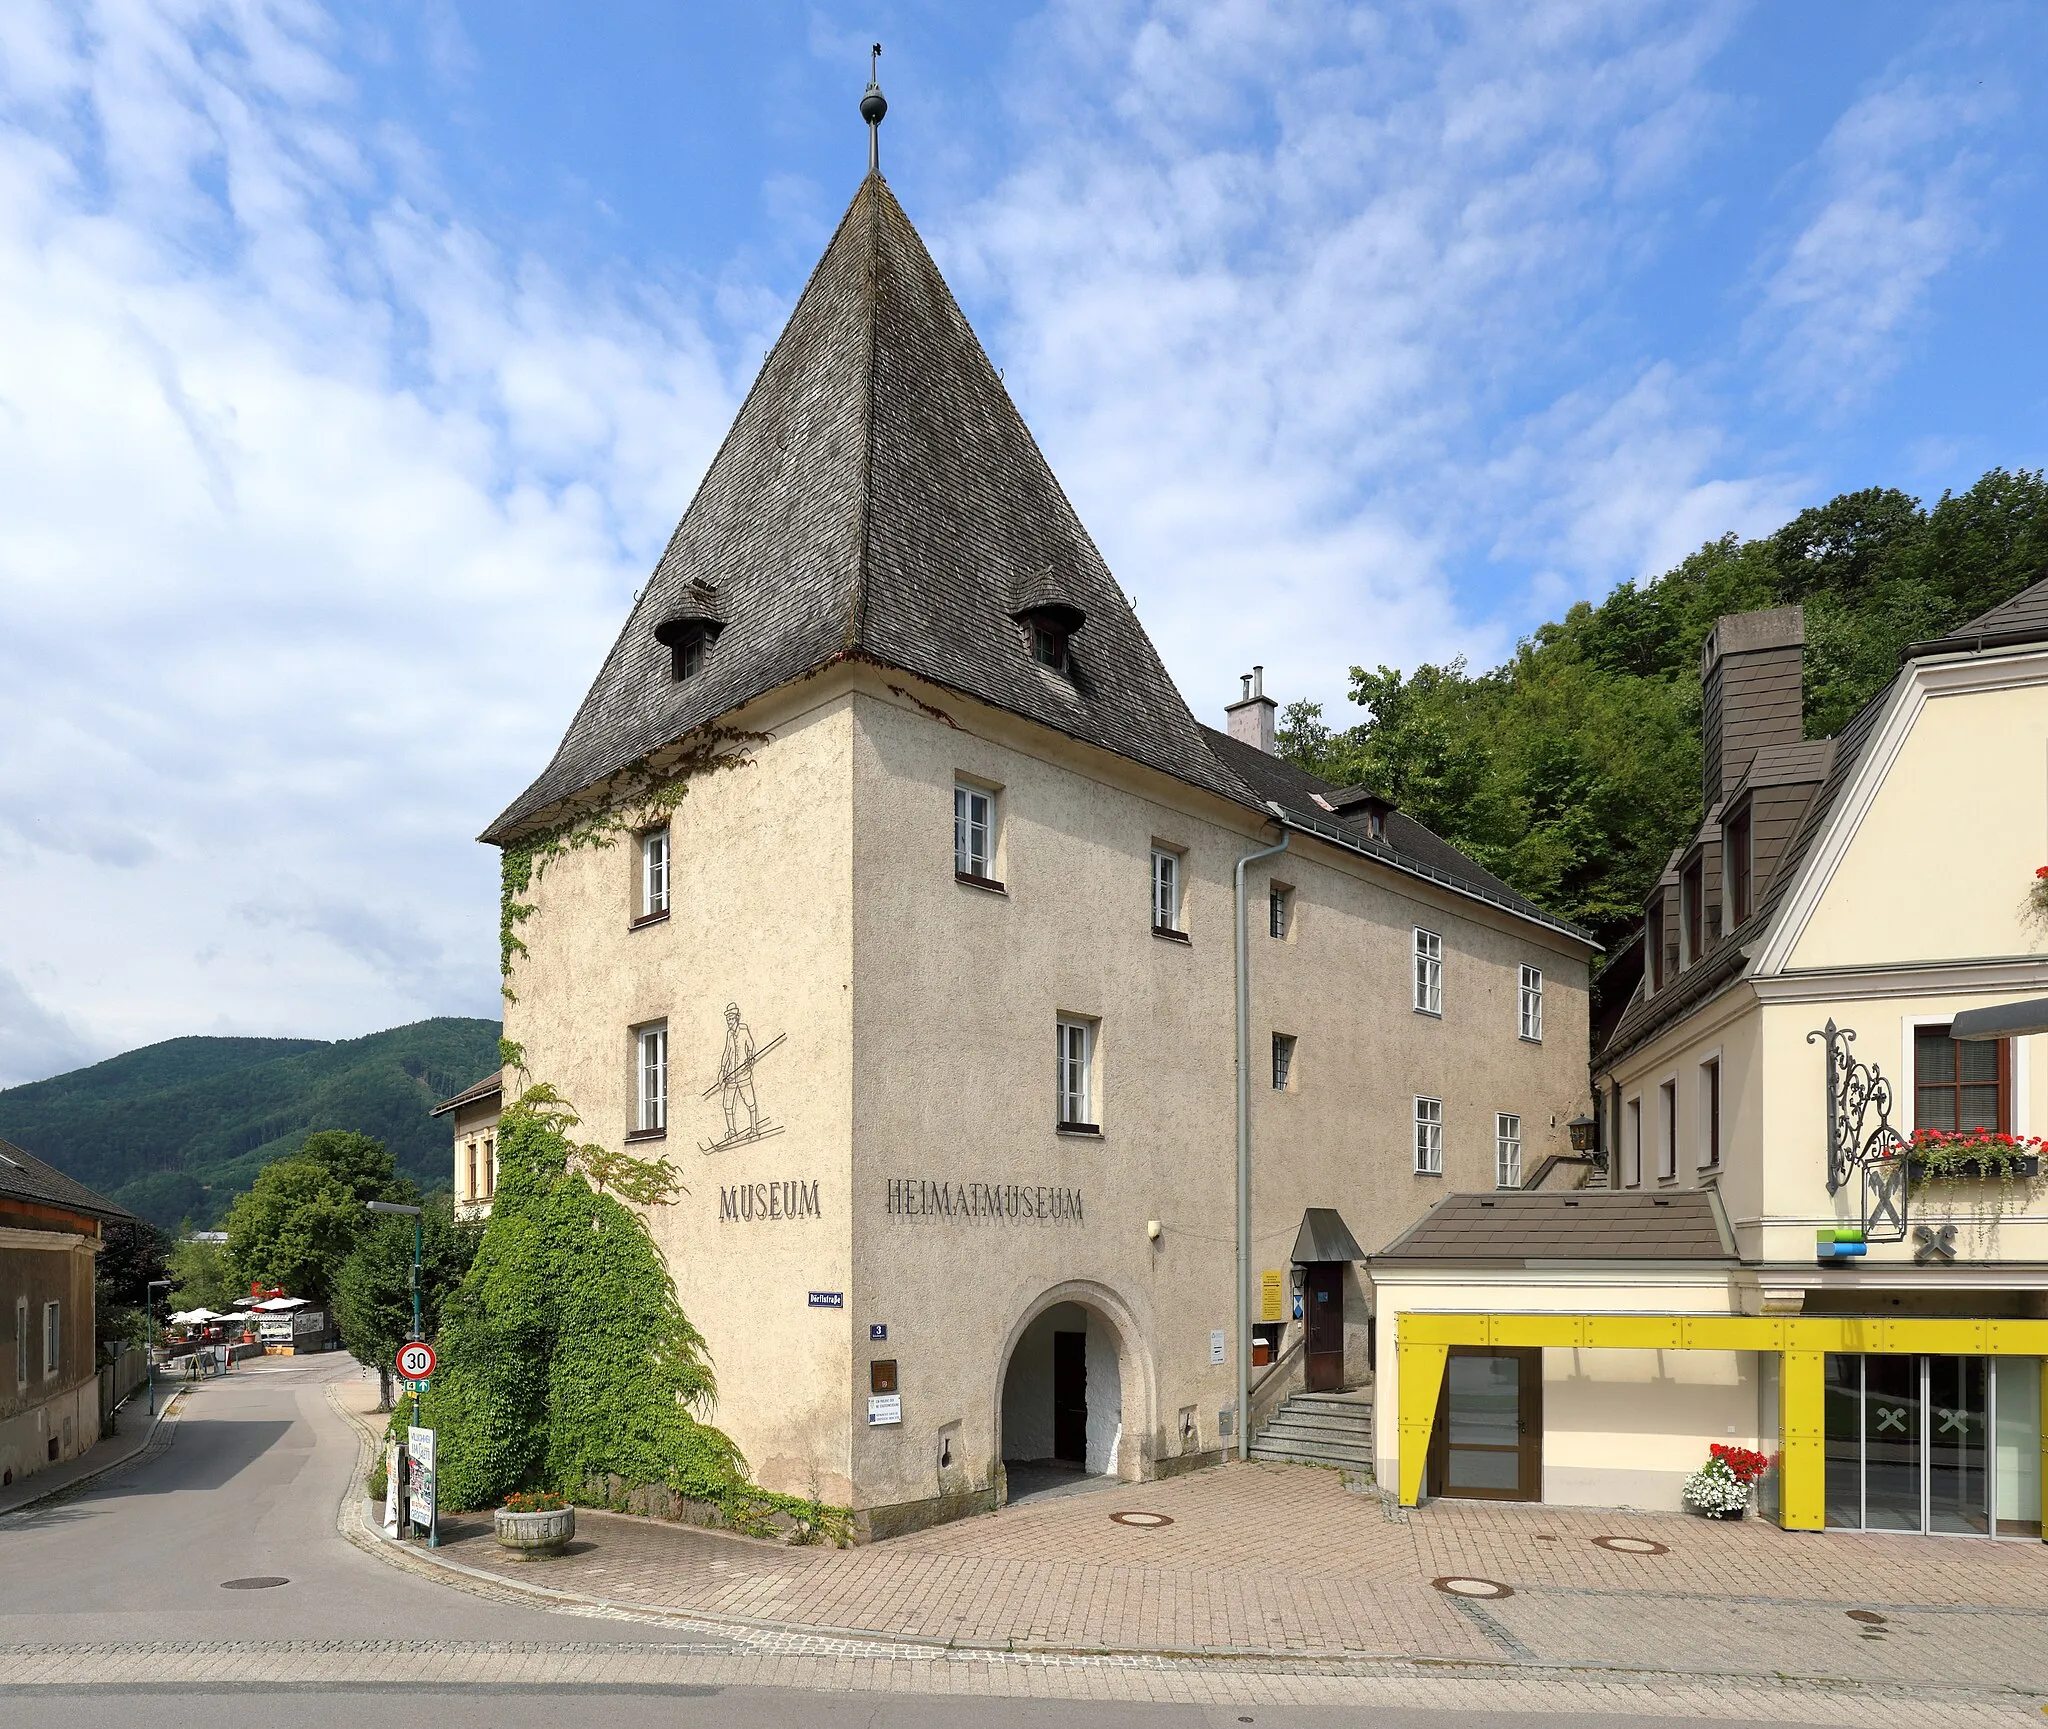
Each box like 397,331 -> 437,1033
396,1341 -> 436,1381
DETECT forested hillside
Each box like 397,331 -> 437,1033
0,1017 -> 501,1231
1281,469 -> 2048,951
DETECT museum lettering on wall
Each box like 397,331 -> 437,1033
885,1178 -> 1084,1223
718,1179 -> 821,1222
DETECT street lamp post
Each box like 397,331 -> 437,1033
145,1277 -> 171,1417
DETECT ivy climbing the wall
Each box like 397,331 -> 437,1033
498,726 -> 765,1000
419,1087 -> 848,1542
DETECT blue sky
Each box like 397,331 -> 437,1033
1,0 -> 2044,1083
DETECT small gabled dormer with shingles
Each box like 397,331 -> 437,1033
483,172 -> 1248,844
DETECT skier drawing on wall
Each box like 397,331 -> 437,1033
699,1001 -> 786,1153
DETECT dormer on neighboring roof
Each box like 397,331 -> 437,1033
652,582 -> 727,683
1324,785 -> 1394,843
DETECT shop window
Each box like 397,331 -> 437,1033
1914,1026 -> 2008,1133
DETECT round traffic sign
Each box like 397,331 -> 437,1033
396,1341 -> 436,1381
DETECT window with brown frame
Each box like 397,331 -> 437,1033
1726,804 -> 1752,927
1682,857 -> 1704,963
1648,895 -> 1665,991
1914,1027 -> 2008,1133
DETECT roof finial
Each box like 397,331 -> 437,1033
860,43 -> 887,177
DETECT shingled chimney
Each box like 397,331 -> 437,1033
1226,666 -> 1277,754
1700,606 -> 1805,809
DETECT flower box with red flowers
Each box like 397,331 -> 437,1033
1887,1128 -> 2045,1184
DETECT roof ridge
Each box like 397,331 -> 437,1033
844,174 -> 884,654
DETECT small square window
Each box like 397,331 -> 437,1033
1271,1033 -> 1296,1091
1495,1112 -> 1522,1189
1518,964 -> 1543,1041
1057,1018 -> 1096,1130
639,828 -> 671,921
636,1024 -> 668,1135
955,783 -> 995,882
1268,883 -> 1293,940
1151,847 -> 1184,934
1413,929 -> 1442,1016
1414,1097 -> 1443,1175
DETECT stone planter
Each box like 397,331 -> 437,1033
494,1504 -> 575,1558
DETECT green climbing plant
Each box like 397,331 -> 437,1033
498,726 -> 766,1000
418,1086 -> 848,1542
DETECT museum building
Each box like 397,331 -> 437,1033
1372,592 -> 2048,1539
455,111 -> 1598,1537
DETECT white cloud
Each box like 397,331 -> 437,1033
1750,68 -> 2000,410
0,0 -> 743,1079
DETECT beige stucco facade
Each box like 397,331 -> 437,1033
1,1224 -> 103,1492
501,660 -> 1594,1533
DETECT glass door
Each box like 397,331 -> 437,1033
1814,1353 -> 2023,1537
1928,1355 -> 1990,1535
1428,1349 -> 1541,1501
1862,1354 -> 1922,1532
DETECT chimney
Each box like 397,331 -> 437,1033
1700,606 -> 1804,809
1225,665 -> 1277,754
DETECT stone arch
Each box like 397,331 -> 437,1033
993,1279 -> 1157,1500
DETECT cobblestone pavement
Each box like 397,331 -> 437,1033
323,1377 -> 2048,1713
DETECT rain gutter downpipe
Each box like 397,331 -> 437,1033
1234,804 -> 1289,1459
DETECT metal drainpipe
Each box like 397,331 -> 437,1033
1234,807 -> 1289,1459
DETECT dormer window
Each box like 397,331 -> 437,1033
654,588 -> 726,684
1327,786 -> 1393,844
1008,569 -> 1086,680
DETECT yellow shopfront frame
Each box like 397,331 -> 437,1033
1396,1313 -> 2048,1532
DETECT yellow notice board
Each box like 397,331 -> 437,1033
1259,1269 -> 1284,1323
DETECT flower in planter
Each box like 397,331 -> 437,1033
502,1490 -> 568,1514
1895,1127 -> 2048,1182
2030,865 -> 2048,930
1708,1443 -> 1769,1485
1682,1452 -> 1754,1518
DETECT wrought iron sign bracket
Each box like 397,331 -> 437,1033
1808,1019 -> 1909,1243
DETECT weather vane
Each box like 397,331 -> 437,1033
861,42 -> 887,176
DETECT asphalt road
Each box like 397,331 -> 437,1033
0,1357 -> 1852,1727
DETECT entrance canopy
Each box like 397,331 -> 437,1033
1291,1207 -> 1367,1265
1950,997 -> 2048,1040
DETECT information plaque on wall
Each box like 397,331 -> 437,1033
867,1393 -> 902,1427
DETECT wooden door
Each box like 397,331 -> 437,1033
1427,1348 -> 1542,1501
1304,1264 -> 1344,1392
1052,1331 -> 1087,1465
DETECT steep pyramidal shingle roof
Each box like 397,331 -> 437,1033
484,173 -> 1250,842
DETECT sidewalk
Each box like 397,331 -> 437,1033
0,1382 -> 182,1518
329,1376 -> 2048,1694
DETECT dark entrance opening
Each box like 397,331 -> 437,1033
1052,1330 -> 1087,1465
1304,1264 -> 1345,1391
1427,1347 -> 1542,1501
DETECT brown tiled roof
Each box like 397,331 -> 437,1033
483,173 -> 1251,843
429,1071 -> 504,1119
1372,1190 -> 1734,1264
0,1135 -> 133,1224
1202,727 -> 1595,944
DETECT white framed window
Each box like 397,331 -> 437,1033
1625,1097 -> 1642,1188
1268,883 -> 1293,939
1272,1033 -> 1297,1091
636,1024 -> 668,1134
1056,1018 -> 1095,1129
14,1298 -> 26,1389
954,783 -> 994,881
1413,929 -> 1442,1015
1152,847 -> 1183,932
1658,1080 -> 1678,1180
639,828 -> 670,919
1414,1096 -> 1444,1174
1518,964 -> 1543,1041
1496,1113 -> 1522,1188
43,1300 -> 60,1377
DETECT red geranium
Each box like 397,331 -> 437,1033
1710,1444 -> 1769,1484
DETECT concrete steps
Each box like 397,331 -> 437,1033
1250,1390 -> 1375,1474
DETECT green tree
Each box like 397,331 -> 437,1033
223,1130 -> 416,1305
333,1193 -> 480,1409
166,1235 -> 235,1312
94,1217 -> 169,1348
1282,466 -> 2048,951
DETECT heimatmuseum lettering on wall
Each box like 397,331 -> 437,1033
885,1178 -> 1083,1223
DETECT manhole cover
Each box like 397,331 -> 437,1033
220,1577 -> 290,1590
1591,1535 -> 1668,1555
1110,1511 -> 1174,1528
1431,1576 -> 1513,1599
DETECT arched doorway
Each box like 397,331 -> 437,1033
997,1289 -> 1147,1503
